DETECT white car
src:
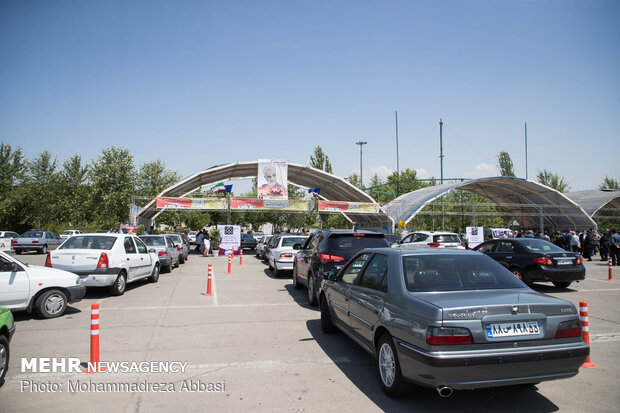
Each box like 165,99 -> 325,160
47,233 -> 160,296
267,234 -> 308,277
59,229 -> 83,240
188,231 -> 197,245
397,231 -> 465,249
0,250 -> 85,318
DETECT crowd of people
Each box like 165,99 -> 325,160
194,229 -> 214,256
547,228 -> 620,265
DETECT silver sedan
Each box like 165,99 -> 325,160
319,248 -> 588,397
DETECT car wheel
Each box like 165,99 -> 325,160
273,262 -> 280,277
179,255 -> 185,264
552,281 -> 572,288
307,274 -> 318,306
320,295 -> 336,333
35,289 -> 67,319
0,335 -> 9,387
109,272 -> 127,296
377,334 -> 407,397
293,265 -> 302,289
174,257 -> 180,268
149,265 -> 160,283
41,244 -> 48,254
511,267 -> 524,281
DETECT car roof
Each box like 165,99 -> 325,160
410,230 -> 459,235
360,247 -> 480,257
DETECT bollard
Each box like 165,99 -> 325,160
240,249 -> 243,266
609,258 -> 614,281
84,303 -> 105,373
202,264 -> 213,296
226,251 -> 232,275
579,301 -> 598,369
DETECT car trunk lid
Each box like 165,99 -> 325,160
50,250 -> 103,272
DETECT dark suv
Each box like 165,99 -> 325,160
293,230 -> 389,306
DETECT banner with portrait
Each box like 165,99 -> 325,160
217,224 -> 241,255
257,159 -> 288,200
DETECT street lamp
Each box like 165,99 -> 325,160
356,141 -> 367,189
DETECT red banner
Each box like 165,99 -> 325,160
156,197 -> 193,208
230,199 -> 264,209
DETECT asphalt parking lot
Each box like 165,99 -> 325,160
2,251 -> 620,412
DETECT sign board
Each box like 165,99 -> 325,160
156,197 -> 227,210
466,226 -> 484,249
217,225 -> 241,255
318,201 -> 379,213
257,159 -> 288,200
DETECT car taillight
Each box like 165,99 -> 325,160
554,319 -> 582,339
534,257 -> 553,266
280,252 -> 293,258
427,242 -> 440,248
32,239 -> 39,243
158,251 -> 168,256
97,252 -> 109,269
353,234 -> 365,237
460,243 -> 466,248
426,327 -> 473,345
318,253 -> 345,264
11,239 -> 16,246
576,256 -> 583,265
177,246 -> 183,251
45,252 -> 52,267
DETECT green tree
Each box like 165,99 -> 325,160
89,147 -> 137,227
22,151 -> 60,228
536,169 -> 570,193
0,142 -> 27,229
346,173 -> 361,188
599,176 -> 620,190
309,146 -> 333,174
136,160 -> 181,197
497,151 -> 515,177
57,154 -> 91,226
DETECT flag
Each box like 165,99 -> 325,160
224,184 -> 233,193
308,188 -> 321,195
211,183 -> 227,194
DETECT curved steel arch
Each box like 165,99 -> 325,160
137,161 -> 393,227
382,176 -> 596,230
565,189 -> 620,217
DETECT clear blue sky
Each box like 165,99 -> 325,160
1,0 -> 618,193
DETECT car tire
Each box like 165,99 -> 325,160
179,255 -> 185,264
41,244 -> 48,254
377,334 -> 407,398
109,272 -> 127,296
320,295 -> 336,333
35,289 -> 67,319
511,267 -> 524,281
162,264 -> 171,274
174,257 -> 180,268
293,265 -> 302,289
307,274 -> 318,306
0,335 -> 9,387
552,281 -> 572,288
149,265 -> 160,283
273,262 -> 280,277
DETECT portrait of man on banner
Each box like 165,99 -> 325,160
257,159 -> 288,200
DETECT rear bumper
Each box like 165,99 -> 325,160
70,267 -> 122,287
275,260 -> 294,270
395,338 -> 589,389
158,257 -> 172,267
67,285 -> 86,303
527,265 -> 586,282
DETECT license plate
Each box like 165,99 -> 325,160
486,321 -> 540,338
556,259 -> 572,265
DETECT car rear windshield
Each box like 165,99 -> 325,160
403,254 -> 525,292
518,239 -> 565,252
241,233 -> 254,239
433,234 -> 461,243
281,237 -> 307,247
140,237 -> 166,247
22,231 -> 43,237
61,230 -> 74,235
325,234 -> 389,260
59,236 -> 117,250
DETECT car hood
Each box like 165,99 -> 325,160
412,289 -> 576,319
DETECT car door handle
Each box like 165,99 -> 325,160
127,258 -> 130,261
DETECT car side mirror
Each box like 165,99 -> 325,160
148,248 -> 156,253
292,243 -> 301,250
322,271 -> 337,281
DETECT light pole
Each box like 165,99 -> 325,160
356,141 -> 367,189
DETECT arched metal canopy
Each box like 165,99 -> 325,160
383,176 -> 596,230
137,161 -> 393,228
565,189 -> 620,217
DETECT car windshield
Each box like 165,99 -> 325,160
325,234 -> 389,260
61,230 -> 74,235
519,239 -> 565,252
139,236 -> 166,246
403,254 -> 525,292
433,234 -> 461,243
59,236 -> 117,250
281,237 -> 307,247
168,235 -> 181,243
241,233 -> 253,239
22,231 -> 43,237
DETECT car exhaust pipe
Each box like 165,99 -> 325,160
436,386 -> 453,398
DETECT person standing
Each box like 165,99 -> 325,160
570,231 -> 580,253
591,230 -> 601,257
610,229 -> 620,266
195,230 -> 204,254
600,229 -> 610,261
581,230 -> 592,261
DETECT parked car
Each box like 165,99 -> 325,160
0,250 -> 85,318
167,233 -> 189,263
384,234 -> 401,245
473,238 -> 585,288
47,234 -> 160,296
252,231 -> 264,241
398,231 -> 465,249
255,235 -> 272,259
139,235 -> 180,273
0,232 -> 20,253
188,231 -> 198,245
14,230 -> 63,254
319,248 -> 588,397
0,305 -> 15,387
59,230 -> 83,240
293,230 -> 390,305
266,234 -> 308,277
240,233 -> 258,250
